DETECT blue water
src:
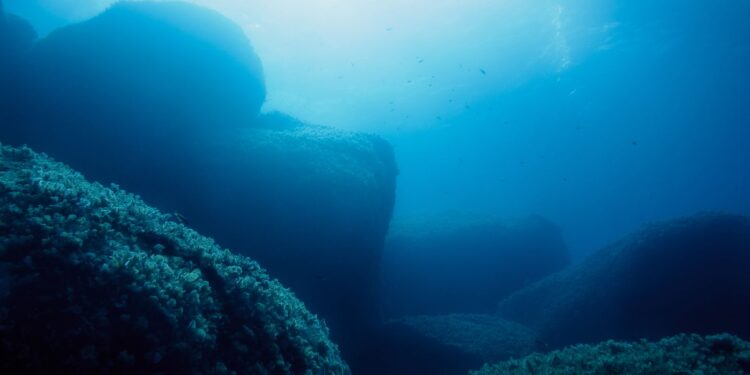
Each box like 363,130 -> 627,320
7,0 -> 750,260
2,0 -> 750,374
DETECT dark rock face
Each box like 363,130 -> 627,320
497,213 -> 750,349
178,112 -> 397,362
0,143 -> 350,374
381,213 -> 569,318
373,314 -> 536,375
471,333 -> 750,375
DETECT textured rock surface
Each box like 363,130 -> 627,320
0,0 -> 398,365
471,333 -> 750,375
0,143 -> 350,374
497,213 -> 750,349
196,112 -> 397,370
382,213 -> 569,318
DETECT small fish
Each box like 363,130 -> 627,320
631,140 -> 638,146
480,68 -> 487,75
386,27 -> 393,32
417,58 -> 424,63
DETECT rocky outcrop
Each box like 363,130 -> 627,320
189,113 -> 397,359
382,213 -> 568,318
0,143 -> 350,374
497,213 -> 750,349
471,333 -> 750,375
2,1 -> 265,154
0,1 -> 398,366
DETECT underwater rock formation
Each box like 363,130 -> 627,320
373,314 -> 536,375
2,0 -> 265,158
0,0 -> 398,366
194,112 -> 397,368
0,3 -> 36,64
0,143 -> 350,374
471,333 -> 750,375
381,213 -> 569,317
497,213 -> 750,349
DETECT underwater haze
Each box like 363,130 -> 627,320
9,0 -> 749,258
2,0 -> 750,374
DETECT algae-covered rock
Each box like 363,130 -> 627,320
382,213 -> 569,318
0,143 -> 350,374
497,214 -> 750,349
195,112 -> 397,367
471,333 -> 750,375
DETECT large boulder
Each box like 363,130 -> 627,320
187,113 -> 397,370
381,213 -> 569,318
0,142 -> 350,374
1,0 -> 265,160
373,314 -> 536,375
0,1 -> 398,367
497,213 -> 750,349
472,333 -> 750,375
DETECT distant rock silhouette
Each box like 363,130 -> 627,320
0,4 -> 36,62
382,213 -> 569,317
0,6 -> 35,123
2,0 -> 265,158
497,213 -> 750,349
0,143 -> 350,374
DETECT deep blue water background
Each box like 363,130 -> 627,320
2,1 -> 750,373
7,0 -> 750,260
389,1 -> 750,259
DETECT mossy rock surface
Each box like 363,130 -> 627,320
471,333 -> 750,375
0,143 -> 350,374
